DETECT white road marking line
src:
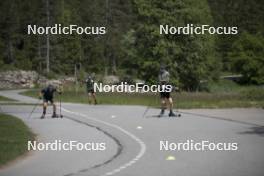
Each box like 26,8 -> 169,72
166,156 -> 176,161
137,126 -> 143,130
62,108 -> 146,176
111,115 -> 116,118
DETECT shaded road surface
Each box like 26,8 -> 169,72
0,90 -> 264,176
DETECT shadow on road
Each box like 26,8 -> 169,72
239,126 -> 264,137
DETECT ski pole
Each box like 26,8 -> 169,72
28,99 -> 41,119
174,86 -> 181,117
59,92 -> 63,118
142,92 -> 156,118
142,104 -> 150,118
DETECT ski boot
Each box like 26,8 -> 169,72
168,111 -> 176,117
169,111 -> 181,117
52,113 -> 58,118
40,114 -> 45,119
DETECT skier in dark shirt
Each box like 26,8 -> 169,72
85,75 -> 97,105
39,84 -> 61,119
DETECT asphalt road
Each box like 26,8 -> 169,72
0,90 -> 264,176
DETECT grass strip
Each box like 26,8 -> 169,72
0,113 -> 34,166
22,89 -> 264,109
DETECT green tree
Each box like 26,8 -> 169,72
229,32 -> 264,84
128,0 -> 220,90
208,0 -> 264,72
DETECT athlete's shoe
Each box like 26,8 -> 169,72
40,114 -> 45,119
52,113 -> 58,118
168,111 -> 177,117
158,109 -> 165,117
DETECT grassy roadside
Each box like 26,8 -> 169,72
0,113 -> 34,167
22,84 -> 264,109
0,95 -> 15,102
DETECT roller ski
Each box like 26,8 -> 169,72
169,111 -> 181,117
52,113 -> 59,118
52,112 -> 63,118
157,110 -> 181,118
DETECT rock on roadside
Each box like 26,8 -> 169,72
0,70 -> 39,89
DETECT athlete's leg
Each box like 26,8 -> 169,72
163,92 -> 172,110
41,101 -> 48,118
161,98 -> 166,110
159,96 -> 166,116
88,92 -> 92,104
43,102 -> 47,115
50,100 -> 57,117
163,91 -> 176,117
168,97 -> 173,111
167,97 -> 176,117
52,103 -> 56,114
91,93 -> 97,105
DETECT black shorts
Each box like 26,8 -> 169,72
87,89 -> 95,94
43,98 -> 54,103
160,92 -> 171,99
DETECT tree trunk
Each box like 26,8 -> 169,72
7,39 -> 14,65
46,0 -> 50,73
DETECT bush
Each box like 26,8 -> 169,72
207,79 -> 241,93
228,32 -> 264,84
241,87 -> 264,101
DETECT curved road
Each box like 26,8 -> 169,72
0,90 -> 264,176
